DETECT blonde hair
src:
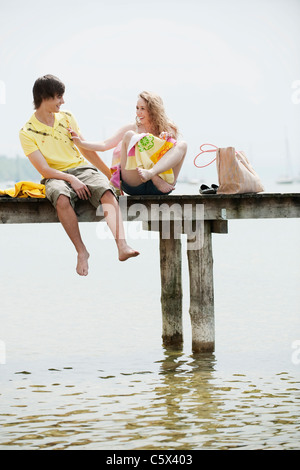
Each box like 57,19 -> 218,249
136,91 -> 179,139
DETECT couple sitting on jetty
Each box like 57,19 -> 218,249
19,75 -> 187,276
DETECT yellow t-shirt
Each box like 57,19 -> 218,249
19,110 -> 88,174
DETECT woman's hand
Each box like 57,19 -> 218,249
68,128 -> 82,146
68,175 -> 92,200
160,131 -> 174,141
68,128 -> 106,152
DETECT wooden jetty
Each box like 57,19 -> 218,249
1,193 -> 300,352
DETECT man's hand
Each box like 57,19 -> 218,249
68,175 -> 92,200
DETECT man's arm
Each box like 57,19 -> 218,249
27,150 -> 91,200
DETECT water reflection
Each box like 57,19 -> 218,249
149,348 -> 220,450
0,347 -> 299,450
151,347 -> 300,450
157,349 -> 219,427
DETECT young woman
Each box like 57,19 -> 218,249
69,91 -> 187,195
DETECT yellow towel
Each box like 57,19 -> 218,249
126,134 -> 175,184
0,181 -> 46,198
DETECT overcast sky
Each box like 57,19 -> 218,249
1,0 -> 300,180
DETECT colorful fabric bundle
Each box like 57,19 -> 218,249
109,134 -> 176,191
0,181 -> 46,198
126,133 -> 175,184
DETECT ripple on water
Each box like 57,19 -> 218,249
0,353 -> 299,450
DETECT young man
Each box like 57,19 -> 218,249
19,74 -> 139,276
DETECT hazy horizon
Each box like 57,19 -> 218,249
1,0 -> 300,181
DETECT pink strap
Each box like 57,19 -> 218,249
194,143 -> 218,168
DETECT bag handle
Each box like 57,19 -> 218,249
193,143 -> 218,168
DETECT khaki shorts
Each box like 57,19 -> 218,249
41,165 -> 115,209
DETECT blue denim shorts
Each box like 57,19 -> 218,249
121,178 -> 172,196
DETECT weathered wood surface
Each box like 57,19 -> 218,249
0,193 -> 300,224
159,226 -> 183,347
187,221 -> 215,352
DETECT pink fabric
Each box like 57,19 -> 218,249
110,164 -> 121,189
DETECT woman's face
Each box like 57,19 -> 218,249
136,98 -> 150,126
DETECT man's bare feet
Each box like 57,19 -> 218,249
76,249 -> 90,276
118,243 -> 140,262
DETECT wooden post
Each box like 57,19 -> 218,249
187,220 -> 215,353
159,223 -> 183,347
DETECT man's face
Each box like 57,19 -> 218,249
46,94 -> 65,113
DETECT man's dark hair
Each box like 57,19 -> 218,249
32,74 -> 65,109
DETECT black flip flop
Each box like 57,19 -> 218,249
199,184 -> 218,194
199,184 -> 209,193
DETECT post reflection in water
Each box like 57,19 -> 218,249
149,348 -> 221,449
138,346 -> 300,450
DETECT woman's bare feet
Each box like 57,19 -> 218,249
137,168 -> 175,194
152,175 -> 175,193
118,242 -> 140,262
137,167 -> 153,182
76,249 -> 90,276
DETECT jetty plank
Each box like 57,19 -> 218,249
1,193 -> 300,224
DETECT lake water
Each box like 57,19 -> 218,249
0,181 -> 300,450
